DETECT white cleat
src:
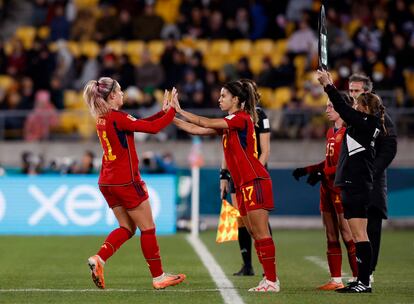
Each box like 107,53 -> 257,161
248,278 -> 280,292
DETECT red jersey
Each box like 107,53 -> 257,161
222,111 -> 270,188
97,108 -> 175,185
306,126 -> 346,192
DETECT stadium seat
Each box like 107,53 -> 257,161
231,39 -> 252,58
80,41 -> 100,58
209,40 -> 231,56
346,19 -> 361,38
274,39 -> 287,57
155,0 -> 181,24
37,26 -> 50,40
253,39 -> 274,56
404,69 -> 414,99
125,40 -> 145,57
106,40 -> 125,56
249,54 -> 264,75
0,75 -> 13,90
147,40 -> 165,63
66,41 -> 81,57
193,39 -> 209,54
74,0 -> 99,8
294,55 -> 308,87
272,87 -> 292,109
257,87 -> 274,108
15,26 -> 36,49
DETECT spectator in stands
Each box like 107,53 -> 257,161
207,10 -> 226,39
31,0 -> 48,27
49,4 -> 70,41
118,54 -> 136,89
70,9 -> 96,41
21,151 -> 44,175
136,49 -> 164,91
69,150 -> 96,174
73,55 -> 99,90
23,90 -> 59,141
132,3 -> 164,41
19,76 -> 35,110
287,16 -> 317,62
179,68 -> 204,108
26,41 -> 55,90
6,39 -> 26,77
94,5 -> 120,43
272,54 -> 296,88
235,57 -> 253,80
117,9 -> 134,40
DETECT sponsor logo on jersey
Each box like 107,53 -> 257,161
225,114 -> 235,120
127,114 -> 137,121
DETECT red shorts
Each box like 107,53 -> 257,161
99,180 -> 149,210
236,178 -> 274,216
320,184 -> 343,214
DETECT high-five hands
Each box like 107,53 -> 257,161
163,87 -> 182,114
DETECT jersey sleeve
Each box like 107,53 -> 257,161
305,160 -> 325,173
115,108 -> 175,134
224,113 -> 246,130
257,108 -> 270,133
141,110 -> 165,121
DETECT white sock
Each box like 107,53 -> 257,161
331,277 -> 342,283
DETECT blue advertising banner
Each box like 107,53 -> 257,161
0,175 -> 176,235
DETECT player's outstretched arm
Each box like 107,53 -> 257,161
173,117 -> 217,135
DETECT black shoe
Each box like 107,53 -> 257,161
233,265 -> 254,276
336,281 -> 372,293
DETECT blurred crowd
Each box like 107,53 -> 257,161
0,0 -> 413,141
9,149 -> 176,175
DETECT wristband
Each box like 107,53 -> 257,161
219,168 -> 230,180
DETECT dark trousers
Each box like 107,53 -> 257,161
367,207 -> 383,274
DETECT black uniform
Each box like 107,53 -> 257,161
325,84 -> 382,287
368,113 -> 397,274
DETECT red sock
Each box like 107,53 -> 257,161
327,241 -> 342,277
256,238 -> 277,282
254,240 -> 263,265
97,227 -> 133,262
345,240 -> 358,277
140,228 -> 163,278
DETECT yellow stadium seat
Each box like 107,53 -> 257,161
147,40 -> 165,62
257,87 -> 274,108
74,0 -> 99,9
66,41 -> 81,57
15,26 -> 36,49
125,40 -> 145,57
249,54 -> 264,75
0,75 -> 13,90
272,87 -> 292,109
294,55 -> 308,87
155,0 -> 181,24
80,41 -> 100,58
346,19 -> 361,38
404,70 -> 414,99
209,40 -> 231,56
193,39 -> 209,54
37,26 -> 50,40
253,39 -> 274,56
204,53 -> 226,71
106,40 -> 125,56
64,90 -> 84,109
274,39 -> 287,56
232,39 -> 252,57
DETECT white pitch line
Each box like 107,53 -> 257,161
305,256 -> 350,277
0,288 -> 234,293
186,235 -> 244,304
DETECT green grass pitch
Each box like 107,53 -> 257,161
0,230 -> 413,304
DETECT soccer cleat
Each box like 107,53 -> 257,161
233,264 -> 255,276
336,281 -> 372,293
317,279 -> 344,291
248,278 -> 280,292
88,255 -> 105,289
152,272 -> 186,290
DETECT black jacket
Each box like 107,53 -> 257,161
370,113 -> 397,218
324,85 -> 382,190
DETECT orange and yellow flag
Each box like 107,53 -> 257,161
216,199 -> 240,243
